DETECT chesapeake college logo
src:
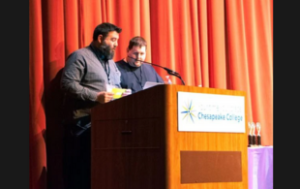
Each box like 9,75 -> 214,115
181,100 -> 197,123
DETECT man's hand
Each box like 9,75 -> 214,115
96,91 -> 115,104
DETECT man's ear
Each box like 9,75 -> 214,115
97,35 -> 103,43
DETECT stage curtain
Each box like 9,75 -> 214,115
29,0 -> 273,188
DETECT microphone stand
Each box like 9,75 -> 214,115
127,56 -> 185,85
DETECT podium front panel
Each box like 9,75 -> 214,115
91,84 -> 248,189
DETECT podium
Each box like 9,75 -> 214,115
91,84 -> 248,189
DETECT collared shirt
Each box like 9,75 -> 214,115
61,43 -> 121,124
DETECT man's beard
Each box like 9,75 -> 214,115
98,42 -> 115,60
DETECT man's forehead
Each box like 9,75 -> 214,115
130,45 -> 146,51
107,31 -> 119,38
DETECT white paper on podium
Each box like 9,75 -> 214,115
142,81 -> 164,90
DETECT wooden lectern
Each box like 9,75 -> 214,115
91,84 -> 248,189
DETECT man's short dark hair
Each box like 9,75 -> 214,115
127,36 -> 147,51
93,22 -> 122,41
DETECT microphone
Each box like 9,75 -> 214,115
127,56 -> 185,85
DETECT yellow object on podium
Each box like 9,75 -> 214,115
112,88 -> 126,99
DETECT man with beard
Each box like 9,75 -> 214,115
60,22 -> 130,189
116,36 -> 164,93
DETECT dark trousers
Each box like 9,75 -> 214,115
63,125 -> 91,189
